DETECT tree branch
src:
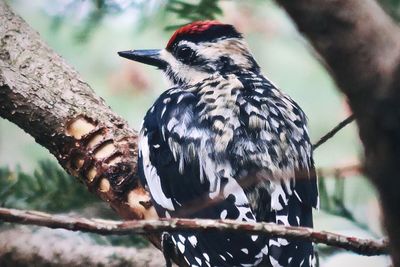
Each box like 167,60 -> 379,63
0,0 -> 150,221
0,207 -> 389,256
312,115 -> 355,150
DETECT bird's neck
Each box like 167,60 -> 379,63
175,68 -> 264,89
188,74 -> 243,152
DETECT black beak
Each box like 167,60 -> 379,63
118,49 -> 166,69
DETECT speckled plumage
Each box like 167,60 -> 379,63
132,21 -> 318,267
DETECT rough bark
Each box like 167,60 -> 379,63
276,0 -> 400,266
0,1 -> 154,221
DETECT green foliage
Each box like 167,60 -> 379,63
0,161 -> 99,212
24,0 -> 400,42
74,6 -> 106,42
45,0 -> 224,41
165,0 -> 223,30
49,0 -> 119,42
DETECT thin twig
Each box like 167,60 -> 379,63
0,207 -> 388,256
313,115 -> 355,150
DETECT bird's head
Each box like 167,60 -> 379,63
118,21 -> 260,86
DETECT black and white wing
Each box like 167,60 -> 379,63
138,87 -> 268,267
236,73 -> 318,266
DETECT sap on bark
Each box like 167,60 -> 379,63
128,187 -> 158,220
66,115 -> 96,140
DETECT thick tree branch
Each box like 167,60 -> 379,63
276,0 -> 400,265
0,1 -> 151,221
0,207 -> 389,256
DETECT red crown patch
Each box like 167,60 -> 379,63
167,20 -> 223,49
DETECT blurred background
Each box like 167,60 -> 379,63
0,0 -> 395,266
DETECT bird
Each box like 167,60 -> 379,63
118,21 -> 318,267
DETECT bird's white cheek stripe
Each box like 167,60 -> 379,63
139,134 -> 175,211
160,49 -> 210,85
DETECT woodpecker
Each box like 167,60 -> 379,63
119,21 -> 318,267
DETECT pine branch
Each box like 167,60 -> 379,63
165,0 -> 223,30
0,161 -> 99,212
0,207 -> 389,256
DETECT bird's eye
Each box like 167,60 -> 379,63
175,46 -> 195,61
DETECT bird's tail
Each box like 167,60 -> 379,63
170,230 -> 269,267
